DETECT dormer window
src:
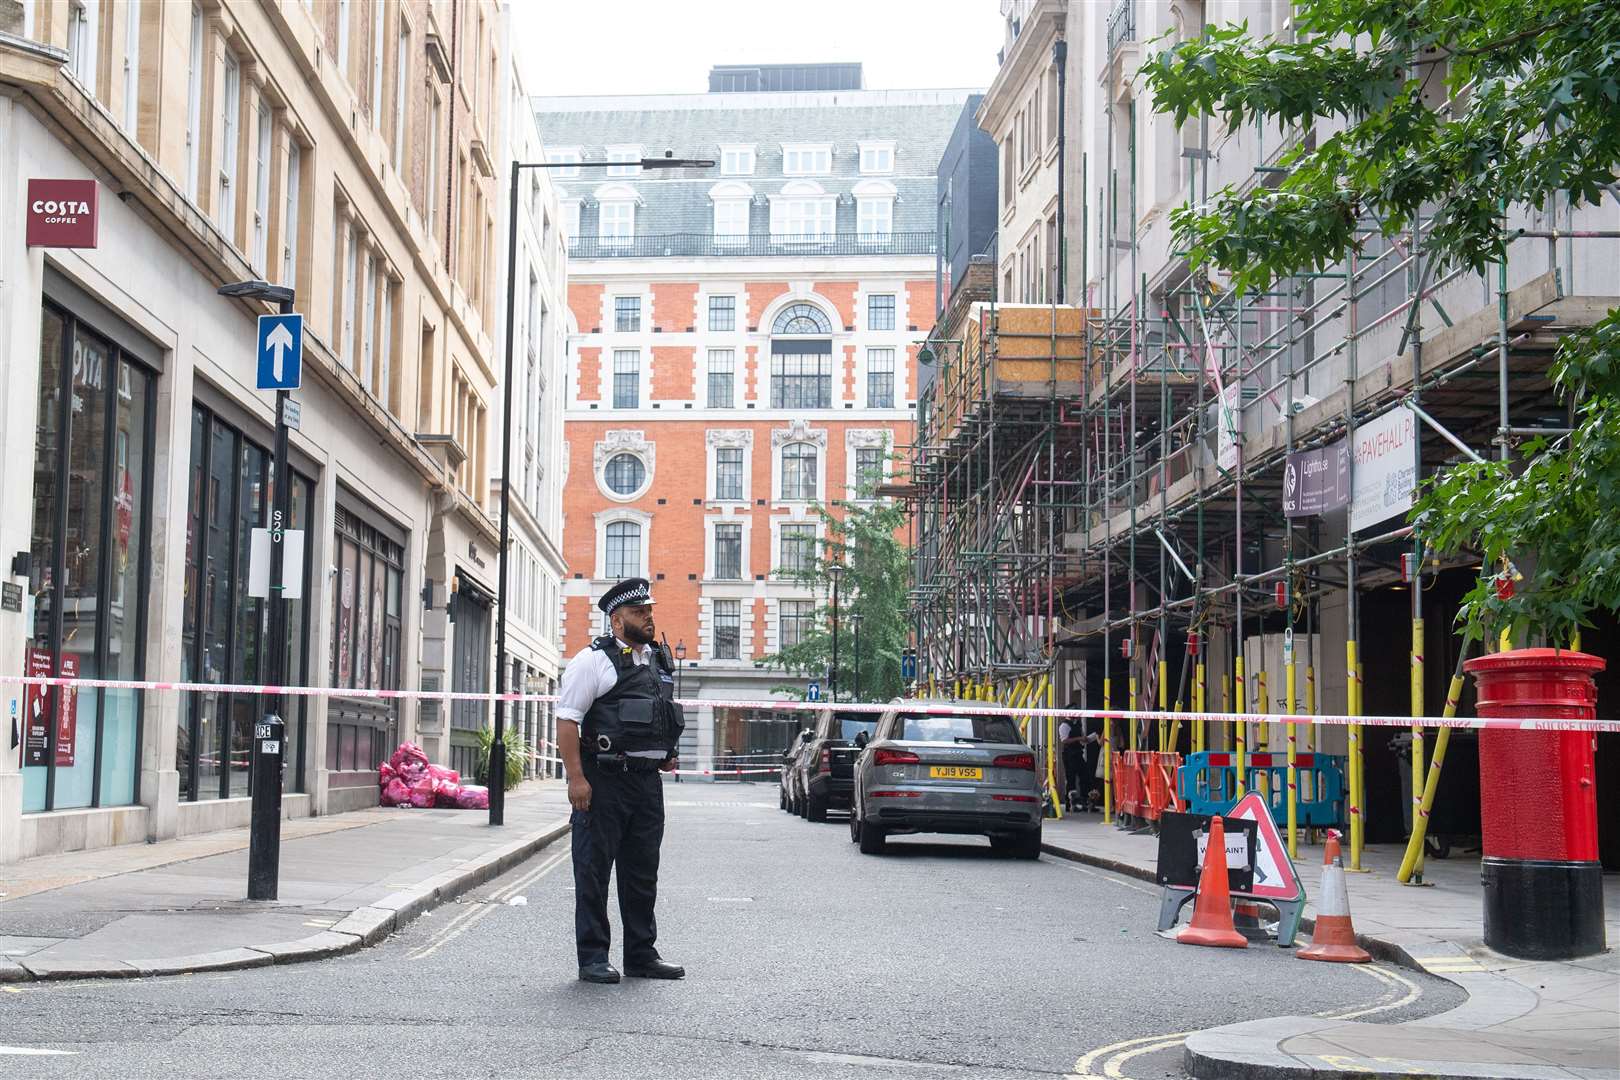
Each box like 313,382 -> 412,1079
545,147 -> 581,178
720,144 -> 756,176
781,143 -> 832,176
605,143 -> 642,177
859,141 -> 895,174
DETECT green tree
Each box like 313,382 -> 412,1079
1141,0 -> 1620,643
763,486 -> 911,703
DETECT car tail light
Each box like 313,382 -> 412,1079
992,793 -> 1039,803
869,790 -> 921,798
818,749 -> 831,774
874,748 -> 920,766
992,752 -> 1035,770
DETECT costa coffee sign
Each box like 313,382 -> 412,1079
26,179 -> 99,248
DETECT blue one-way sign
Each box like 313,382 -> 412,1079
256,313 -> 303,390
807,681 -> 821,702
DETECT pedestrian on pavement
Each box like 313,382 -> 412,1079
556,576 -> 687,985
1059,719 -> 1087,812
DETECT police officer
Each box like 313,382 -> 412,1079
556,577 -> 686,984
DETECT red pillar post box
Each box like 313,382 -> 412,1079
1464,648 -> 1606,960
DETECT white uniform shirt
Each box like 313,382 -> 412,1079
556,638 -> 667,759
1058,721 -> 1073,742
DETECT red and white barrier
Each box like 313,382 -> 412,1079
5,673 -> 1616,733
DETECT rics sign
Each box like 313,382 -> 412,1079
26,179 -> 99,248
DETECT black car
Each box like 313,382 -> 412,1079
792,709 -> 879,822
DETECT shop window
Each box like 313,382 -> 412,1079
328,502 -> 404,773
25,304 -> 157,812
179,404 -> 315,801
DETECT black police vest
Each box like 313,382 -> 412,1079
581,636 -> 685,757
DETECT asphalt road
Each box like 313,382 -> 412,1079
0,784 -> 1462,1079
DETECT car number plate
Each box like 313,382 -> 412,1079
928,765 -> 982,780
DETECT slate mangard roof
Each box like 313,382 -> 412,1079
533,88 -> 979,259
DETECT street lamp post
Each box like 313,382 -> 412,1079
217,278 -> 296,901
850,612 -> 863,702
493,152 -> 713,825
673,640 -> 687,785
828,564 -> 844,703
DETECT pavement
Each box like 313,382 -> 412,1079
0,781 -> 571,982
1039,809 -> 1620,1080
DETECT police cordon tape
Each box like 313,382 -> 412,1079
8,673 -> 1619,734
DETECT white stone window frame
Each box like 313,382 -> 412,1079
853,179 -> 897,245
718,143 -> 756,176
702,512 -> 753,581
770,180 -> 836,239
705,428 -> 754,504
781,142 -> 833,177
593,506 -> 653,581
860,347 -> 899,410
700,591 -> 754,663
845,429 -> 893,500
545,146 -> 582,178
769,595 -> 820,655
770,511 -> 825,577
709,180 -> 753,244
605,143 -> 643,177
594,430 -> 655,503
859,140 -> 896,175
771,419 -> 829,505
594,182 -> 641,245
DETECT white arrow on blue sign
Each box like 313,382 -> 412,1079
807,681 -> 821,702
256,313 -> 304,391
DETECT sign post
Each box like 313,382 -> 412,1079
243,298 -> 301,901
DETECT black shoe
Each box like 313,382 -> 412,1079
624,958 -> 685,980
578,961 -> 621,984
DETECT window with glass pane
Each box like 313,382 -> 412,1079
599,201 -> 634,245
708,295 -> 736,332
614,296 -> 640,332
720,146 -> 754,175
782,146 -> 831,175
707,349 -> 735,408
714,446 -> 743,500
780,523 -> 816,574
714,524 -> 742,579
26,305 -> 157,814
604,452 -> 645,495
781,444 -> 818,501
771,353 -> 832,408
855,447 -> 884,494
713,199 -> 749,244
860,144 -> 894,173
612,350 -> 639,408
714,600 -> 741,659
605,521 -> 641,578
779,599 -> 814,648
324,505 -> 402,776
867,348 -> 896,408
857,199 -> 892,241
868,294 -> 896,330
777,198 -> 834,239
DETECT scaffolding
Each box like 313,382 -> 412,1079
909,136 -> 1619,867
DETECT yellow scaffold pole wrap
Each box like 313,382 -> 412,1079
1286,636 -> 1299,859
1398,633 -> 1474,883
1045,676 -> 1062,820
1195,659 -> 1207,753
1102,675 -> 1114,824
1128,669 -> 1139,753
1159,657 -> 1170,752
1234,652 -> 1247,796
1410,616 -> 1426,875
1347,639 -> 1364,871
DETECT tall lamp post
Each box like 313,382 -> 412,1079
850,612 -> 863,703
828,564 -> 844,703
673,640 -> 687,784
217,278 -> 297,900
492,151 -> 714,825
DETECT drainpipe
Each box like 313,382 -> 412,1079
1053,38 -> 1068,304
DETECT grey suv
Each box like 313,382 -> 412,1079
791,710 -> 878,822
849,705 -> 1042,857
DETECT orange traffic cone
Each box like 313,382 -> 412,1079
1298,831 -> 1371,963
1178,815 -> 1248,949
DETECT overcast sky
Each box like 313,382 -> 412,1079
515,0 -> 1004,99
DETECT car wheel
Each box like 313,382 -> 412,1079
807,791 -> 828,822
858,822 -> 887,855
779,786 -> 788,811
849,809 -> 862,844
1014,828 -> 1042,860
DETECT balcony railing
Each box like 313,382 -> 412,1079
567,231 -> 938,259
1107,0 -> 1135,54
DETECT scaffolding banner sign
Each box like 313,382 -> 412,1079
1350,406 -> 1417,531
1282,442 -> 1350,518
1216,384 -> 1241,471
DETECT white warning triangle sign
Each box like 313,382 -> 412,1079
1227,792 -> 1306,902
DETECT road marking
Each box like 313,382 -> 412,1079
1072,1031 -> 1195,1076
0,1046 -> 78,1056
1046,858 -> 1159,897
1326,963 -> 1421,1020
1104,1037 -> 1187,1078
407,844 -> 571,961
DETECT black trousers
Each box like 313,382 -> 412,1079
571,763 -> 665,966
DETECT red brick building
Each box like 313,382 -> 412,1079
537,69 -> 972,764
